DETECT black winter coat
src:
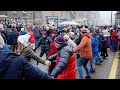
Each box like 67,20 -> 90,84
0,48 -> 53,79
7,32 -> 19,45
36,37 -> 51,52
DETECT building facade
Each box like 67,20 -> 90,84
71,11 -> 100,26
0,11 -> 75,25
115,11 -> 120,26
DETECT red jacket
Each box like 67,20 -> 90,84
118,36 -> 120,45
47,41 -> 57,57
56,54 -> 76,79
111,31 -> 117,41
27,30 -> 35,44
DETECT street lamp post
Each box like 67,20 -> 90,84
111,11 -> 113,26
83,18 -> 86,26
33,11 -> 35,24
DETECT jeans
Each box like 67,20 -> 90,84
77,57 -> 90,78
89,57 -> 95,70
95,51 -> 102,62
89,52 -> 97,70
112,40 -> 118,52
35,38 -> 40,47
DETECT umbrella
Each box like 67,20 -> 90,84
58,21 -> 79,25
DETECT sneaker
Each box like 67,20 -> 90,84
102,57 -> 107,59
105,55 -> 109,57
85,75 -> 92,79
95,62 -> 102,65
99,60 -> 103,63
90,69 -> 95,73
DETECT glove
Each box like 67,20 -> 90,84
34,48 -> 37,52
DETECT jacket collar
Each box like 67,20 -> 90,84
82,33 -> 91,38
57,43 -> 67,51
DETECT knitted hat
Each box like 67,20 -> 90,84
0,34 -> 5,48
54,34 -> 66,44
17,34 -> 31,47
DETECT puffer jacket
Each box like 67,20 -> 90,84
48,43 -> 76,79
36,37 -> 51,52
0,48 -> 53,79
73,33 -> 92,59
21,44 -> 45,64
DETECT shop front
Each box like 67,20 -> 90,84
45,16 -> 58,26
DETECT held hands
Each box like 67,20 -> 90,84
45,60 -> 51,66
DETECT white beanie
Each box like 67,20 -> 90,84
18,34 -> 31,47
0,35 -> 5,48
69,32 -> 75,37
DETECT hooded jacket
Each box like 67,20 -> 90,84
48,43 -> 76,79
91,37 -> 99,56
73,33 -> 92,59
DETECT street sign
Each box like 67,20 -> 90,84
45,16 -> 58,20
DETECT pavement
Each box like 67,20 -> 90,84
31,47 -> 118,79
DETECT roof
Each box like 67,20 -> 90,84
0,15 -> 8,18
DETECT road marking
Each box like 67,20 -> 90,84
109,52 -> 119,79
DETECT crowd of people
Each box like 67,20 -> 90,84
0,20 -> 120,79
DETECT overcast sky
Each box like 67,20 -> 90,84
99,11 -> 117,25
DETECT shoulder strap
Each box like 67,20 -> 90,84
0,51 -> 13,79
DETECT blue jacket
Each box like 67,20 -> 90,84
0,49 -> 53,79
19,31 -> 27,35
91,37 -> 99,56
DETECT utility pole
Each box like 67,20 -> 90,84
111,11 -> 113,25
33,11 -> 35,24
